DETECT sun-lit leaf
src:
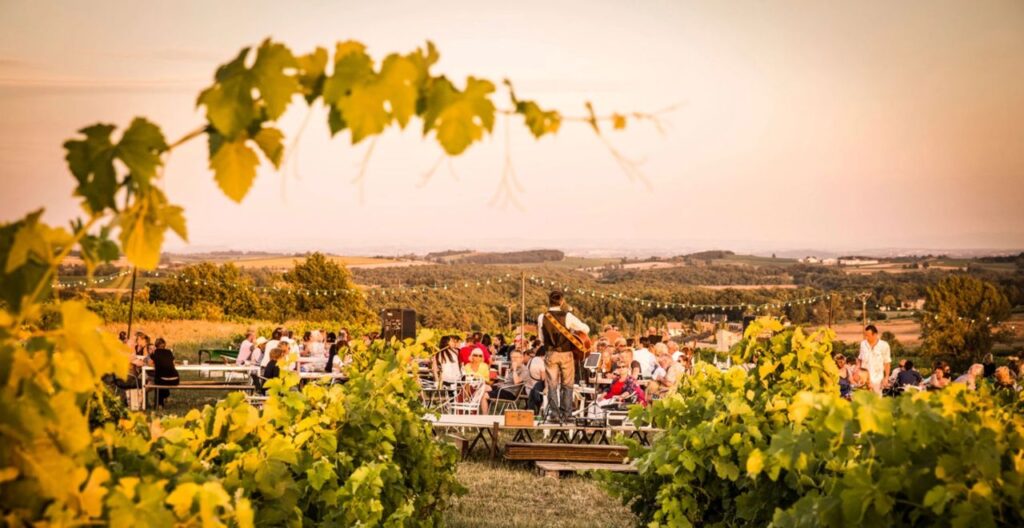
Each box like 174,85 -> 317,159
253,127 -> 285,168
115,117 -> 168,186
251,39 -> 300,120
210,137 -> 259,203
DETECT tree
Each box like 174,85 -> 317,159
920,275 -> 1011,368
280,252 -> 374,323
149,262 -> 261,318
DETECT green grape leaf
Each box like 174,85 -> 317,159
322,41 -> 374,106
115,117 -> 168,186
165,482 -> 200,518
0,211 -> 52,311
251,39 -> 300,120
197,48 -> 255,138
516,100 -> 562,138
327,106 -> 347,136
253,127 -> 285,168
423,76 -> 496,155
210,137 -> 259,202
63,124 -> 118,213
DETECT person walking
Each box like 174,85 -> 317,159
538,291 -> 590,423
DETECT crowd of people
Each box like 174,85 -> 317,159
835,324 -> 1024,400
113,304 -> 1021,411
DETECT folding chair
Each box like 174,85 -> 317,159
490,383 -> 524,414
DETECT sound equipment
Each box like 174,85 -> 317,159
380,308 -> 416,341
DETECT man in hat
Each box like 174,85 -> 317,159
537,290 -> 589,423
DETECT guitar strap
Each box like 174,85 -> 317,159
544,312 -> 586,352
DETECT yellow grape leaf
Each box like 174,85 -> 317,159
746,448 -> 764,477
253,127 -> 285,168
612,113 -> 626,130
424,76 -> 496,155
78,467 -> 110,518
378,54 -> 420,127
166,482 -> 200,518
210,138 -> 259,203
338,86 -> 390,144
235,497 -> 255,528
296,47 -> 328,99
198,482 -> 231,527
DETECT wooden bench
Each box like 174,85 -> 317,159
145,383 -> 254,406
503,442 -> 629,463
535,461 -> 637,479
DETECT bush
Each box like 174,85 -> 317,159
605,319 -> 1024,527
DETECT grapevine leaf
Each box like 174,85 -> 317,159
115,117 -> 168,186
338,86 -> 390,144
253,127 -> 285,168
516,100 -> 562,138
79,467 -> 110,518
296,46 -> 328,102
423,76 -> 496,155
251,39 -> 300,120
746,448 -> 764,477
165,482 -> 200,518
322,41 -> 374,106
117,188 -> 187,269
210,138 -> 259,202
378,54 -> 420,127
197,48 -> 255,138
63,124 -> 118,213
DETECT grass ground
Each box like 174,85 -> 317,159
445,461 -> 636,528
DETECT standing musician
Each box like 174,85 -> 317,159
538,290 -> 590,423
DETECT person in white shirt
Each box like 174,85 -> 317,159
857,324 -> 892,394
538,291 -> 590,423
260,328 -> 284,368
236,330 -> 256,365
632,336 -> 657,378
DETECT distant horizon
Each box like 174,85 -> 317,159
161,243 -> 1023,260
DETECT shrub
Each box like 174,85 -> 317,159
605,319 -> 1024,527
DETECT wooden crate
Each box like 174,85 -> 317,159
504,410 -> 535,427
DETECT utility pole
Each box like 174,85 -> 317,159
126,267 -> 139,339
855,291 -> 871,327
519,272 -> 526,349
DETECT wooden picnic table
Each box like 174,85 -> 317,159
141,364 -> 255,410
423,413 -> 660,459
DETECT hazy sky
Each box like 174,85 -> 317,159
2,0 -> 1023,255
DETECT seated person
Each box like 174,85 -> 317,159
149,337 -> 179,407
895,360 -> 924,389
835,354 -> 854,399
263,347 -> 284,382
648,348 -> 685,397
599,365 -> 647,408
923,361 -> 951,390
462,348 -> 492,413
489,350 -> 528,402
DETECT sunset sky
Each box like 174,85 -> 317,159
1,0 -> 1022,255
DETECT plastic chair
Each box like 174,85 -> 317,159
450,380 -> 487,415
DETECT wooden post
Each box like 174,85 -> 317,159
520,272 -> 526,347
126,267 -> 138,339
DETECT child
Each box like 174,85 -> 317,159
263,347 -> 285,381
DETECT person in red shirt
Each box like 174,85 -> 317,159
458,332 -> 490,364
